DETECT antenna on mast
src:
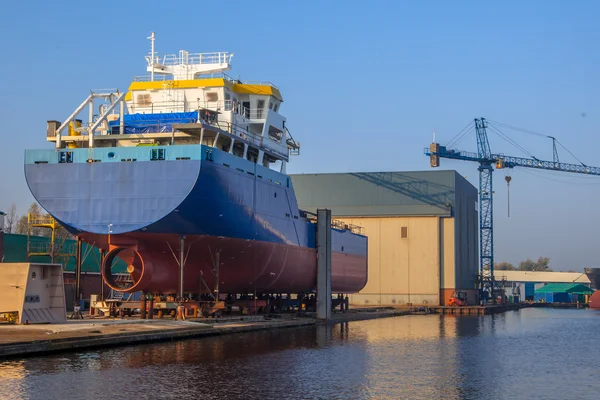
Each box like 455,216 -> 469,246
433,128 -> 436,143
147,32 -> 155,82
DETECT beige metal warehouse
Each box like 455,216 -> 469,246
291,171 -> 478,306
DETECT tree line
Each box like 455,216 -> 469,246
495,257 -> 553,272
3,202 -> 72,239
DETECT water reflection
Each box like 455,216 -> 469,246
1,309 -> 599,400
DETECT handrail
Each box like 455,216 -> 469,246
158,52 -> 233,66
132,72 -> 278,88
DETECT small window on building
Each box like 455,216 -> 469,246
136,94 -> 151,106
273,103 -> 279,112
269,102 -> 273,110
206,92 -> 219,102
401,227 -> 408,239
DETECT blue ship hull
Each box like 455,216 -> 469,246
25,144 -> 368,294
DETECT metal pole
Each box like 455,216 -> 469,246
179,236 -> 185,302
214,251 -> 220,301
148,32 -> 155,82
89,98 -> 94,128
75,237 -> 83,303
119,100 -> 125,135
100,249 -> 106,301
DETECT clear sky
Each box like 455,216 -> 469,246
0,1 -> 598,271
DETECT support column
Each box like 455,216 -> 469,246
69,236 -> 84,320
75,237 -> 83,304
141,294 -> 147,319
100,249 -> 106,301
214,251 -> 220,301
179,236 -> 185,302
148,295 -> 154,319
177,236 -> 186,320
317,209 -> 332,320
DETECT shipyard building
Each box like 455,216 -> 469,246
291,170 -> 478,306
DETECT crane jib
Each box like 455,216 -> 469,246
424,117 -> 600,303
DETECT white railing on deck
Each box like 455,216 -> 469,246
131,101 -> 186,114
131,72 -> 278,88
161,52 -> 233,66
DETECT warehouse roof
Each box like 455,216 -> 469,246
290,170 -> 477,217
535,283 -> 594,294
495,270 -> 590,284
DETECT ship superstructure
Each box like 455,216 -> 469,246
25,34 -> 367,298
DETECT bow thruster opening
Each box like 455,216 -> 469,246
102,247 -> 145,293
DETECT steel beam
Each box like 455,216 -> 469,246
317,209 -> 332,320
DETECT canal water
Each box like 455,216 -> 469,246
1,308 -> 599,400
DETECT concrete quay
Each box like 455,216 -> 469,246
0,309 -> 408,359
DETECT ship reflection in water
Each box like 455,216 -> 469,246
1,308 -> 599,400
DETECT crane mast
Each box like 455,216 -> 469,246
425,117 -> 600,303
475,118 -> 495,292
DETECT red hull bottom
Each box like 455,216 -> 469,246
87,233 -> 367,295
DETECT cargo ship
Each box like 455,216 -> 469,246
25,34 -> 368,297
585,268 -> 600,309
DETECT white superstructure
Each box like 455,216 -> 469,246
46,33 -> 300,172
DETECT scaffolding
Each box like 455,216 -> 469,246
27,213 -> 75,265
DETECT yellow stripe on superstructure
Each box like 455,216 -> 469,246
232,84 -> 283,102
128,78 -> 229,91
126,78 -> 283,102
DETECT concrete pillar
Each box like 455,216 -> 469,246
317,209 -> 332,320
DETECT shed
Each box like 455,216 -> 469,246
534,283 -> 594,303
0,263 -> 66,324
291,170 -> 478,306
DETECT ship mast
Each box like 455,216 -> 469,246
147,32 -> 155,82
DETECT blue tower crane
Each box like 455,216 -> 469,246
425,117 -> 600,301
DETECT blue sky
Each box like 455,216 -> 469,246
0,1 -> 598,271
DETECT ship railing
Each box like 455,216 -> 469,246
332,219 -> 366,235
28,241 -> 77,255
156,52 -> 233,66
107,114 -> 198,134
28,215 -> 55,226
133,75 -> 173,82
301,212 -> 365,235
224,101 -> 272,120
132,72 -> 278,88
129,101 -> 186,114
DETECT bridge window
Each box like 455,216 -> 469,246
150,149 -> 166,161
58,151 -> 73,163
257,99 -> 265,118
